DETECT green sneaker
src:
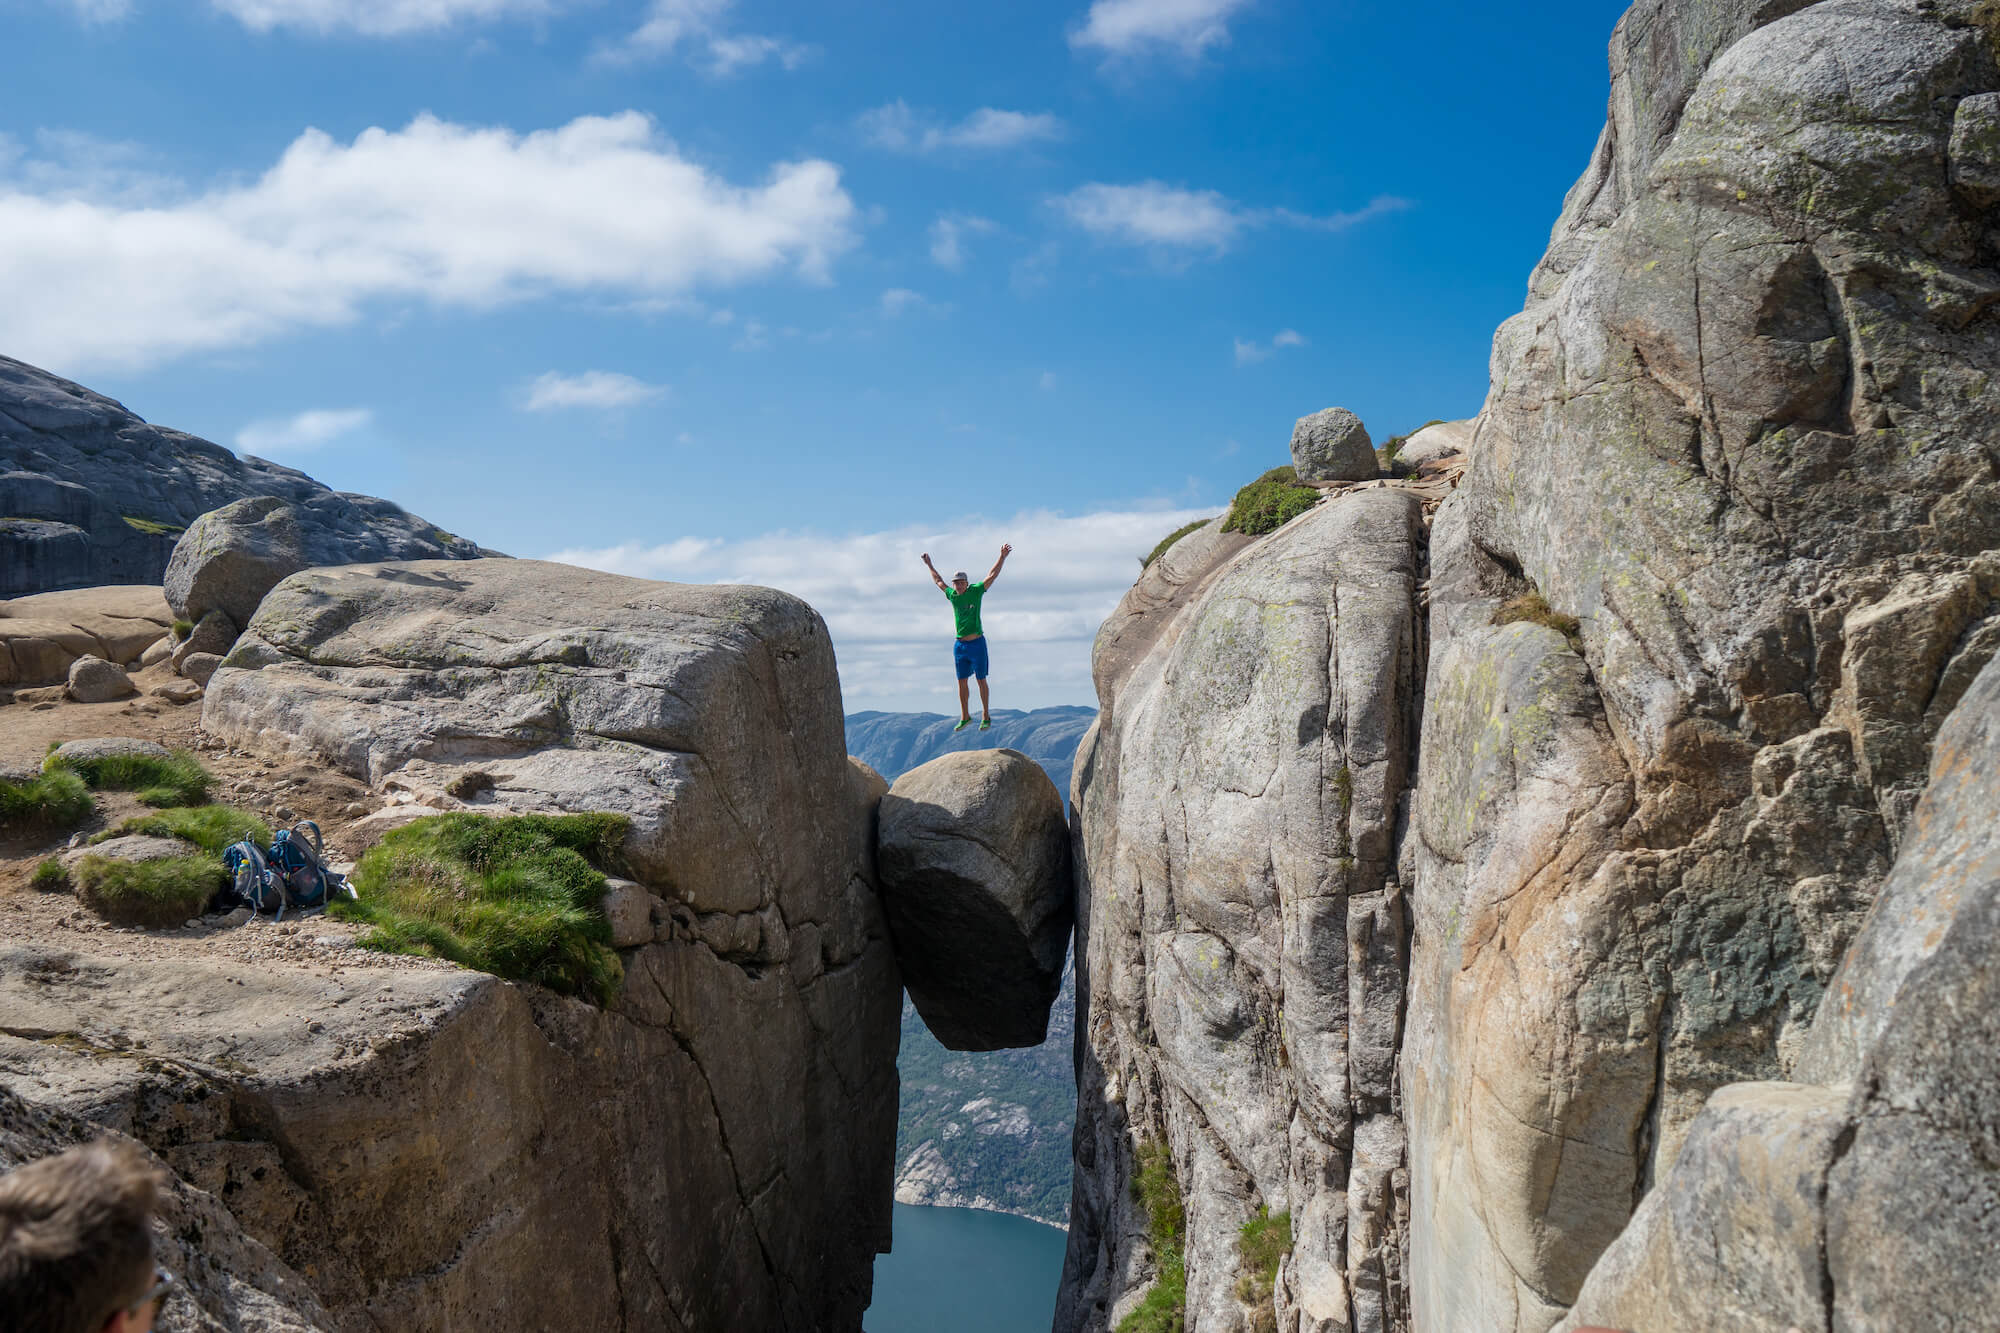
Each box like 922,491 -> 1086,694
954,718 -> 972,732
979,718 -> 992,731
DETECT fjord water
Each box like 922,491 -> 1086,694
867,1204 -> 1068,1333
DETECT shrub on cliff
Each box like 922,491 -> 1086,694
45,746 -> 212,808
1141,519 -> 1212,570
100,806 -> 270,857
1221,467 -> 1318,537
332,812 -> 629,1005
1234,1207 -> 1292,1332
1121,1139 -> 1187,1333
0,769 -> 94,832
73,854 -> 227,928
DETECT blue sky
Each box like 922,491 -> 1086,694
2,0 -> 1626,710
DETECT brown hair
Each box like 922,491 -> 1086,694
0,1139 -> 161,1333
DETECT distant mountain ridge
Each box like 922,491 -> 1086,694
845,705 -> 1095,799
0,354 -> 494,597
847,705 -> 1093,1228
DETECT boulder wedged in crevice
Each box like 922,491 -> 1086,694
876,748 -> 1073,1051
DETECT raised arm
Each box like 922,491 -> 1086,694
984,543 -> 1012,587
921,552 -> 949,592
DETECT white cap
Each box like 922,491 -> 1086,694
953,571 -> 969,582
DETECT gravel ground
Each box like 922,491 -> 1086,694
0,669 -> 456,980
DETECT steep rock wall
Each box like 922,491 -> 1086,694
1064,2 -> 2000,1330
1058,492 -> 1426,1333
3,558 -> 901,1331
1411,0 -> 2000,1326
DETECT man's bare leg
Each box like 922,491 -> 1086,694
977,677 -> 990,723
958,677 -> 972,722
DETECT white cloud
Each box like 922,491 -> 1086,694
207,0 -> 558,35
928,213 -> 996,270
522,370 -> 666,411
235,406 -> 372,457
1234,328 -> 1306,365
880,288 -> 926,317
1071,0 -> 1253,59
0,111 -> 858,372
605,0 -> 808,73
858,102 -> 1064,154
1053,181 -> 1412,258
545,504 -> 1219,711
1039,371 -> 1059,391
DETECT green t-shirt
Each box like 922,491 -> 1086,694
945,581 -> 987,638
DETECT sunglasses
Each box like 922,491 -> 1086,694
127,1266 -> 175,1319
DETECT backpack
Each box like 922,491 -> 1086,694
220,821 -> 353,920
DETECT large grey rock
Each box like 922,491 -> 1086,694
1558,648 -> 2000,1332
1949,90 -> 2000,208
172,608 -> 237,670
66,654 -> 135,703
0,585 -> 173,685
185,554 -> 899,1330
1406,2 -> 2000,1328
49,736 -> 169,766
1289,406 -> 1376,483
179,652 -> 224,688
0,355 -> 498,598
60,834 -> 195,869
1059,488 -> 1424,1333
165,495 -> 495,627
0,1087 -> 335,1332
876,748 -> 1072,1051
1394,419 -> 1473,468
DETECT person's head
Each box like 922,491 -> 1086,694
952,571 -> 970,591
0,1139 -> 169,1333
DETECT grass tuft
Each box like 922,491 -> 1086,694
171,618 -> 194,638
0,769 -> 95,833
1491,591 -> 1583,651
330,812 -> 630,1005
121,515 -> 184,537
45,748 -> 213,808
1119,1139 -> 1187,1333
1141,519 -> 1213,570
100,806 -> 271,857
32,858 -> 69,892
73,854 -> 226,928
1234,1207 -> 1293,1332
1221,467 -> 1319,537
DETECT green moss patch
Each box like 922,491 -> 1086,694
0,769 -> 94,833
73,855 -> 226,928
330,812 -> 630,1005
1234,1207 -> 1292,1332
1221,467 -> 1319,537
121,515 -> 184,537
1142,519 -> 1213,570
1120,1138 -> 1187,1333
46,748 -> 213,808
1491,592 -> 1583,652
100,806 -> 270,857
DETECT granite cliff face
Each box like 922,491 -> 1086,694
0,355 -> 492,599
4,557 -> 905,1331
1061,2 -> 2000,1330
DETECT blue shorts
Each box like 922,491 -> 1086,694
953,635 -> 989,681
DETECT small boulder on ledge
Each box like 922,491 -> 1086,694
66,656 -> 135,703
1290,406 -> 1377,483
876,748 -> 1073,1051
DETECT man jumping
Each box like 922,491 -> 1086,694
922,544 -> 1011,731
